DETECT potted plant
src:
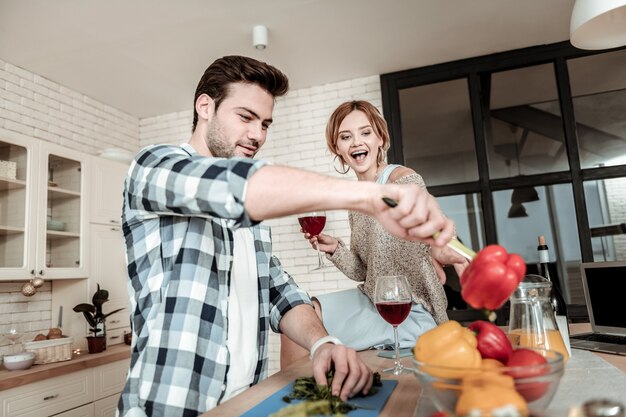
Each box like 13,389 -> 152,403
73,284 -> 124,353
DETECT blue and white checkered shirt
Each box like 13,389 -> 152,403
117,144 -> 312,417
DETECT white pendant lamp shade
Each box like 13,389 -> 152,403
570,0 -> 626,50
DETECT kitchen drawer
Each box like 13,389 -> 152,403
106,326 -> 130,347
54,403 -> 94,417
105,300 -> 129,331
0,369 -> 93,417
93,360 -> 129,401
93,394 -> 119,417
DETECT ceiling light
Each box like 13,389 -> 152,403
508,203 -> 528,218
511,186 -> 540,205
253,25 -> 268,50
570,0 -> 626,49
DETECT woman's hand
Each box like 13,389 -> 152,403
431,245 -> 470,284
302,231 -> 339,255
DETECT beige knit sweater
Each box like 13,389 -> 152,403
327,173 -> 449,324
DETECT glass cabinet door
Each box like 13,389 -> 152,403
38,145 -> 84,278
0,140 -> 30,269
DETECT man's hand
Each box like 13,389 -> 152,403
372,184 -> 454,247
311,343 -> 373,401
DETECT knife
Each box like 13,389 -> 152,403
382,197 -> 476,261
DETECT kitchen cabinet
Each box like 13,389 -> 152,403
54,403 -> 94,417
93,395 -> 118,417
0,368 -> 93,417
92,360 -> 127,417
89,157 -> 131,343
89,156 -> 128,226
0,358 -> 128,417
0,128 -> 89,280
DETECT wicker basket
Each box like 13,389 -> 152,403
23,336 -> 73,364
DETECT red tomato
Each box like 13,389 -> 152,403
505,253 -> 526,279
506,348 -> 550,401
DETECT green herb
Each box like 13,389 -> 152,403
271,371 -> 382,416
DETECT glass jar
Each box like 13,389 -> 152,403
508,274 -> 569,361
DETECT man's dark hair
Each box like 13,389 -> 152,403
192,55 -> 289,132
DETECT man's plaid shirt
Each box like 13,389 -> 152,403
117,144 -> 312,417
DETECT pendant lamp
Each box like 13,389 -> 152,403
570,0 -> 626,50
508,203 -> 528,218
511,186 -> 540,205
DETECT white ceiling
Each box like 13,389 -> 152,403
0,0 -> 577,119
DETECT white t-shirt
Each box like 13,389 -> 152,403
222,227 -> 259,401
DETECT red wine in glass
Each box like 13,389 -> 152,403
298,215 -> 326,236
374,275 -> 412,375
297,211 -> 329,270
376,301 -> 412,326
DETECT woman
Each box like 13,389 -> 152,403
280,100 -> 468,367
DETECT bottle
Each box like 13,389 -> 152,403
537,235 -> 571,356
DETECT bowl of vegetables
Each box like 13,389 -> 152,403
411,320 -> 565,417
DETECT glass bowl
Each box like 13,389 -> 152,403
411,348 -> 564,416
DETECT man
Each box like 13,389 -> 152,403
118,55 -> 455,416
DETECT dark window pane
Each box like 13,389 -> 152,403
399,79 -> 478,186
584,177 -> 626,262
487,64 -> 569,179
493,184 -> 581,304
438,193 -> 485,251
567,50 -> 626,169
437,193 -> 485,311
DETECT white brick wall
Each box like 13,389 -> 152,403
0,59 -> 139,155
2,56 -> 382,376
139,75 -> 383,374
0,281 -> 53,356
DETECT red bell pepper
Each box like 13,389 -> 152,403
460,244 -> 526,310
468,320 -> 514,363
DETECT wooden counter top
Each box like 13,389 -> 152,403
202,350 -> 421,417
0,344 -> 130,391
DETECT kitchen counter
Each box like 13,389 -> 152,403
204,323 -> 626,416
0,344 -> 130,391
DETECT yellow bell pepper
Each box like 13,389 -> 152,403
456,372 -> 529,417
414,320 -> 482,379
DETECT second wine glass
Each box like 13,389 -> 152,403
374,275 -> 412,375
298,211 -> 329,270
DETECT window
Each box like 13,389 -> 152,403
487,64 -> 569,178
381,42 -> 626,318
399,79 -> 478,186
584,177 -> 626,262
568,50 -> 626,170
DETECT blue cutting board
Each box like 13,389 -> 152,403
240,379 -> 398,416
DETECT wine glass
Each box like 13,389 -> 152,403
374,275 -> 412,375
5,326 -> 23,353
298,211 -> 330,270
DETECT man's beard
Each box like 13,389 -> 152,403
206,117 -> 236,158
206,117 -> 258,159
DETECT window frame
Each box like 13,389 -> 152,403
380,41 -> 626,263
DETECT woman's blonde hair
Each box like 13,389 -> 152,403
325,100 -> 390,174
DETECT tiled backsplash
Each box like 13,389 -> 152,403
0,281 -> 53,356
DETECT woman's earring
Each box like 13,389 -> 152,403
333,155 -> 350,175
